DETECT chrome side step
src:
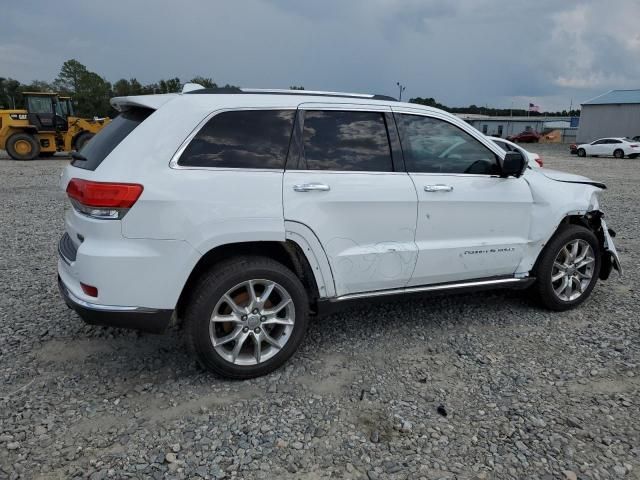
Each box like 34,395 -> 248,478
331,277 -> 530,302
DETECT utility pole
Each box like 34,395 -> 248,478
396,82 -> 406,102
569,98 -> 573,115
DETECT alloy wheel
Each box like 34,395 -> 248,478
209,279 -> 295,365
551,239 -> 595,301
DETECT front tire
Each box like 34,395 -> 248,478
185,257 -> 309,379
6,132 -> 40,160
577,148 -> 586,157
614,149 -> 624,159
533,225 -> 601,311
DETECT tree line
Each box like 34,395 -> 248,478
1,59 -> 579,118
409,96 -> 580,117
0,59 -> 236,118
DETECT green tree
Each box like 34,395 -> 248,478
0,77 -> 22,109
75,71 -> 112,117
289,85 -> 305,90
158,77 -> 181,93
129,78 -> 143,95
54,59 -> 88,93
113,78 -> 131,97
22,80 -> 53,92
189,76 -> 217,88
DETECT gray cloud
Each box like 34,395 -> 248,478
1,0 -> 638,111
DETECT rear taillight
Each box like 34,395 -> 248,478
66,178 -> 143,219
630,144 -> 639,148
535,156 -> 544,167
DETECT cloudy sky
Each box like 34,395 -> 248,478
2,0 -> 639,110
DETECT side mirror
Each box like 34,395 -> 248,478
500,151 -> 526,178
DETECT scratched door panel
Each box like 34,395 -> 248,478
284,170 -> 418,296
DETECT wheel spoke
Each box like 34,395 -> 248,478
211,314 -> 241,324
247,280 -> 259,309
553,261 -> 566,271
570,240 -> 579,259
230,331 -> 250,362
555,276 -> 569,297
551,271 -> 565,282
263,298 -> 292,316
253,334 -> 262,363
576,257 -> 595,269
262,330 -> 282,350
212,326 -> 242,347
223,294 -> 247,316
257,282 -> 276,309
262,316 -> 295,326
576,270 -> 591,279
572,276 -> 584,294
575,245 -> 588,263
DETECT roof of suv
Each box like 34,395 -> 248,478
110,88 -> 442,116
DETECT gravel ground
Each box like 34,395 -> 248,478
0,144 -> 638,480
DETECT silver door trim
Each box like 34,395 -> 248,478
331,277 -> 527,302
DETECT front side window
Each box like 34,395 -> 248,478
27,96 -> 53,114
302,110 -> 393,171
396,114 -> 500,175
178,110 -> 295,169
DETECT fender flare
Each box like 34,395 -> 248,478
285,221 -> 336,298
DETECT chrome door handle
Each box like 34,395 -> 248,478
293,183 -> 331,192
424,184 -> 454,192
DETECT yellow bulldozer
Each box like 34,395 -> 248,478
0,92 -> 110,160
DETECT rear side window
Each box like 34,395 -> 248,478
178,110 -> 295,169
302,110 -> 393,171
73,108 -> 153,171
396,114 -> 500,175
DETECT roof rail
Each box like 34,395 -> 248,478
185,87 -> 397,102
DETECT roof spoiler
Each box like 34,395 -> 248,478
110,93 -> 179,112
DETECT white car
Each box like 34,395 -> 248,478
57,86 -> 621,378
489,136 -> 543,168
576,138 -> 640,159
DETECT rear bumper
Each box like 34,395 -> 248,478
58,275 -> 173,333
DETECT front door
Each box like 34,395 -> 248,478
283,105 -> 418,296
393,110 -> 533,286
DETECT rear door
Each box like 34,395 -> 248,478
283,104 -> 418,296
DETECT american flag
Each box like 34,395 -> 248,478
529,103 -> 540,112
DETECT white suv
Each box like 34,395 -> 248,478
58,86 -> 621,378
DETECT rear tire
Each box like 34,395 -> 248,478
577,148 -> 586,157
533,225 -> 601,311
6,132 -> 40,160
614,149 -> 624,159
184,256 -> 309,379
74,132 -> 94,152
629,154 -> 638,159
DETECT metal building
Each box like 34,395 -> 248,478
577,89 -> 640,143
456,114 -> 576,142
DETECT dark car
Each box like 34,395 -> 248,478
507,131 -> 541,143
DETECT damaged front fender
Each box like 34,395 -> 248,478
581,211 -> 622,280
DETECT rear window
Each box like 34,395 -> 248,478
72,108 -> 153,170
